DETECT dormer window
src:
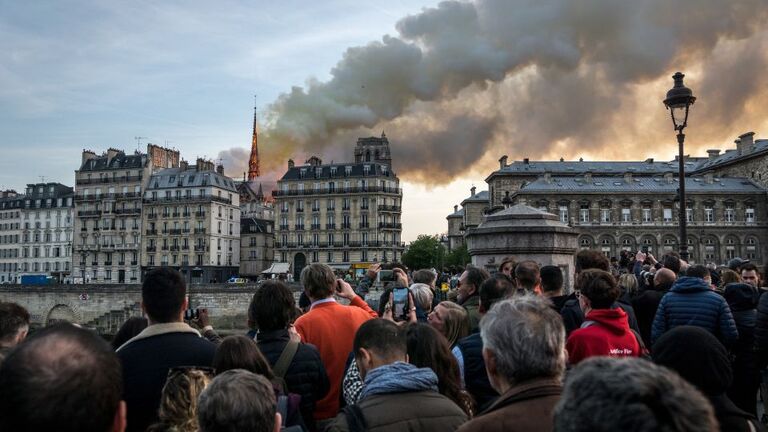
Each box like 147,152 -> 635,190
363,165 -> 370,176
345,166 -> 352,176
300,168 -> 307,179
330,167 -> 337,176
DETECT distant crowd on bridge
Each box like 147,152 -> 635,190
2,247 -> 768,431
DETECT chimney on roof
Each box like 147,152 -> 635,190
645,158 -> 654,164
499,155 -> 508,169
523,157 -> 529,164
179,159 -> 188,171
664,172 -> 674,184
288,159 -> 295,169
704,173 -> 714,184
81,150 -> 97,166
470,186 -> 476,197
738,132 -> 755,155
706,149 -> 720,161
624,172 -> 632,183
216,164 -> 224,175
107,148 -> 120,164
454,205 -> 458,212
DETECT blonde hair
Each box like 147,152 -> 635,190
148,369 -> 212,432
436,301 -> 471,346
618,273 -> 638,297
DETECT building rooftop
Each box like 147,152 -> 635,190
461,190 -> 489,204
279,162 -> 397,181
447,207 -> 464,218
490,160 -> 704,178
518,175 -> 765,194
79,152 -> 148,171
148,167 -> 238,192
695,139 -> 768,171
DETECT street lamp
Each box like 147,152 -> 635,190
663,72 -> 696,261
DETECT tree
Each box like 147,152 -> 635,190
401,235 -> 445,270
445,243 -> 471,269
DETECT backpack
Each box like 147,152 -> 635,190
271,340 -> 299,394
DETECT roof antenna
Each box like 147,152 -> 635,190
134,136 -> 147,151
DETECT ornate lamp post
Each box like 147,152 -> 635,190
663,72 -> 696,261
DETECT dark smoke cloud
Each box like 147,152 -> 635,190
222,0 -> 768,184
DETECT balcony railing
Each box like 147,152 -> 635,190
377,205 -> 402,212
146,246 -> 157,252
146,229 -> 157,235
194,245 -> 208,252
195,211 -> 206,218
142,196 -> 232,205
77,210 -> 102,217
194,228 -> 206,234
113,208 -> 141,215
75,175 -> 143,186
169,229 -> 182,235
378,222 -> 402,229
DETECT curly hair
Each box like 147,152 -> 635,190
147,368 -> 212,432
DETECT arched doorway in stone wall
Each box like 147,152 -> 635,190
293,253 -> 307,282
46,304 -> 77,326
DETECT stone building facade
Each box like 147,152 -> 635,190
274,135 -> 404,280
240,217 -> 274,277
0,191 -> 23,283
141,159 -> 241,284
19,183 -> 74,282
73,144 -> 179,283
449,131 -> 768,265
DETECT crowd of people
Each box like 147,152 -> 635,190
2,249 -> 768,431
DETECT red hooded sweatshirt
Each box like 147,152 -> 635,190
566,308 -> 641,365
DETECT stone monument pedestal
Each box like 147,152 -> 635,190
466,204 -> 579,291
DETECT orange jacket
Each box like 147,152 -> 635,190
294,296 -> 377,420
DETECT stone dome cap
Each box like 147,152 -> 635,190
477,204 -> 569,230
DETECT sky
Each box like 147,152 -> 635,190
2,0 -> 768,242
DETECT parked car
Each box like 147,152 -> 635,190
227,277 -> 247,284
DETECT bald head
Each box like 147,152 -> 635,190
654,268 -> 677,289
0,323 -> 124,432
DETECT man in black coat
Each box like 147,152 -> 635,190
252,280 -> 330,432
632,268 -> 676,347
117,268 -> 216,432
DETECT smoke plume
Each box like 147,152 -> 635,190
222,0 -> 768,184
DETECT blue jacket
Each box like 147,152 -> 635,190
651,277 -> 738,346
456,332 -> 498,411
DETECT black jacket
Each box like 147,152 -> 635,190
456,332 -> 498,411
116,323 -> 216,432
631,287 -> 668,347
257,329 -> 330,431
755,290 -> 768,368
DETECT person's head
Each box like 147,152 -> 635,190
142,267 -> 187,323
499,257 -> 517,279
458,266 -> 490,303
412,269 -> 437,287
300,263 -> 337,301
652,326 -> 732,396
353,319 -> 407,379
653,268 -> 677,290
0,323 -> 126,432
554,357 -> 717,432
409,283 -> 434,312
719,269 -> 742,288
251,280 -> 295,332
728,257 -> 750,272
540,265 -> 564,296
575,250 -> 610,274
212,336 -> 274,379
428,301 -> 471,346
576,269 -> 620,313
479,274 -> 515,313
151,367 -> 213,432
405,323 -> 474,416
740,262 -> 761,288
662,253 -> 682,274
111,316 -> 148,350
0,302 -> 30,349
617,273 -> 638,297
198,369 -> 279,432
481,295 -> 566,394
514,260 -> 541,293
686,264 -> 711,286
